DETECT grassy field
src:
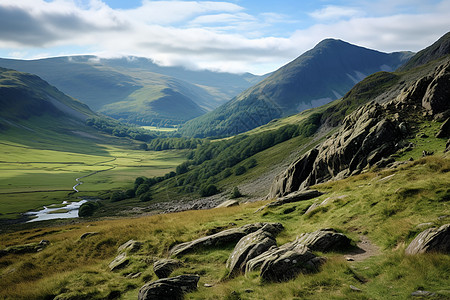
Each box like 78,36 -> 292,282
0,155 -> 448,300
0,135 -> 186,219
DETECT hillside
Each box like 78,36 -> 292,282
179,39 -> 412,137
0,56 -> 263,126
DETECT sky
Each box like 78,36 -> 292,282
0,0 -> 449,74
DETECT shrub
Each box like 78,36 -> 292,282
200,184 -> 218,197
235,166 -> 247,176
230,187 -> 242,199
136,184 -> 150,196
139,191 -> 153,202
110,191 -> 126,202
79,201 -> 100,217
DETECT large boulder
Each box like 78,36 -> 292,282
436,118 -> 450,138
295,228 -> 352,252
422,61 -> 450,116
245,239 -> 324,282
153,259 -> 181,279
117,239 -> 142,254
138,275 -> 200,300
226,223 -> 283,276
169,222 -> 281,257
405,224 -> 450,255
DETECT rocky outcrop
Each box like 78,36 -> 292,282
169,222 -> 282,257
138,275 -> 200,300
154,259 -> 181,279
245,239 -> 324,282
263,189 -> 323,207
436,118 -> 450,138
405,224 -> 450,255
269,102 -> 406,196
79,232 -> 99,240
422,62 -> 450,116
226,223 -> 284,276
109,239 -> 143,271
0,240 -> 49,257
295,229 -> 352,252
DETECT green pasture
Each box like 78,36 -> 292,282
0,140 -> 186,219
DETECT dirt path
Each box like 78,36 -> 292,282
344,235 -> 381,262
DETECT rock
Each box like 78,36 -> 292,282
109,253 -> 129,271
253,241 -> 324,282
267,148 -> 319,198
0,240 -> 50,257
295,229 -> 352,252
126,272 -> 142,279
436,118 -> 450,138
349,285 -> 362,292
109,239 -> 142,271
169,222 -> 282,257
446,138 -> 450,153
118,239 -> 142,254
411,290 -> 436,297
405,224 -> 450,255
154,259 -> 181,279
216,200 -> 239,208
422,61 -> 450,116
226,223 -> 284,276
268,102 -> 406,197
138,275 -> 200,300
304,195 -> 346,215
261,190 -> 323,211
79,232 -> 99,240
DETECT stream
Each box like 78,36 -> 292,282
25,200 -> 87,222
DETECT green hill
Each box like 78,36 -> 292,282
179,39 -> 413,137
0,56 -> 263,126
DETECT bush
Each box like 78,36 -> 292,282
125,189 -> 135,198
231,187 -> 242,199
235,165 -> 247,176
110,191 -> 127,202
139,191 -> 153,202
78,201 -> 100,217
200,184 -> 218,197
136,184 -> 150,196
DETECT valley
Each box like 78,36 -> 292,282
0,27 -> 449,300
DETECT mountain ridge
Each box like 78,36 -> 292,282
179,39 -> 413,138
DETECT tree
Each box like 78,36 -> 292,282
139,191 -> 153,202
230,187 -> 242,199
235,165 -> 247,176
200,184 -> 218,197
136,184 -> 150,196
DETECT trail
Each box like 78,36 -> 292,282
344,235 -> 381,262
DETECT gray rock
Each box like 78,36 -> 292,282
256,241 -> 324,282
405,224 -> 450,255
226,224 -> 283,276
422,61 -> 450,116
260,190 -> 323,211
138,275 -> 200,300
295,228 -> 352,252
117,239 -> 142,254
169,222 -> 282,257
109,252 -> 129,271
216,200 -> 239,208
0,240 -> 50,257
304,195 -> 346,215
411,290 -> 436,297
154,259 -> 181,279
79,232 -> 99,240
349,285 -> 362,292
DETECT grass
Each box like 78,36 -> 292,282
0,155 -> 448,299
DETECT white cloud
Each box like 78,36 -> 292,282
0,0 -> 449,74
309,5 -> 362,21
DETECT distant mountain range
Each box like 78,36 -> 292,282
0,56 -> 263,126
179,39 -> 414,137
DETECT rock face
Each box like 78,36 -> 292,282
138,275 -> 200,300
226,223 -> 284,276
245,239 -> 323,282
268,60 -> 450,198
169,222 -> 281,257
405,224 -> 450,255
295,229 -> 352,252
436,118 -> 450,138
153,259 -> 181,279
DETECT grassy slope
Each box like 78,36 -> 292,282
0,155 -> 448,300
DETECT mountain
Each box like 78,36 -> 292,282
0,67 -> 94,124
0,56 -> 263,126
179,39 -> 413,137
